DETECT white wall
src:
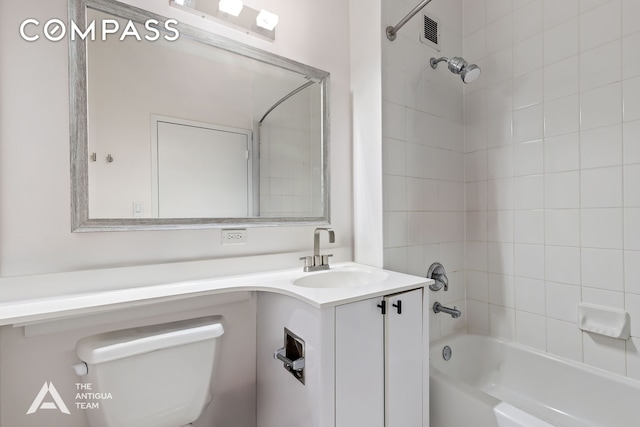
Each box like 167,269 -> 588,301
380,0 -> 466,341
0,0 -> 353,277
463,0 -> 640,379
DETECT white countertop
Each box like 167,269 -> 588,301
0,262 -> 431,326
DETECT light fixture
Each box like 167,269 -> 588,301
218,0 -> 244,17
256,9 -> 279,31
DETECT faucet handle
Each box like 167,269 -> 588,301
321,254 -> 333,266
299,256 -> 314,269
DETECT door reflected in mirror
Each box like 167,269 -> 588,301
71,0 -> 329,231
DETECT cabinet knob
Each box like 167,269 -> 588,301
392,300 -> 402,314
377,300 -> 386,315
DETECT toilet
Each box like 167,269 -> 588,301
74,316 -> 224,427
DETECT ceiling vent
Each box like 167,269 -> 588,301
420,13 -> 440,51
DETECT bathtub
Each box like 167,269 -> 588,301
430,333 -> 640,427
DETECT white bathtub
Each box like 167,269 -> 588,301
430,333 -> 640,427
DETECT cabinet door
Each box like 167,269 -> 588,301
335,297 -> 384,427
385,288 -> 423,427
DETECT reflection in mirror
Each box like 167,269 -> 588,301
70,0 -> 329,231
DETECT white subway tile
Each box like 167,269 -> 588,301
383,247 -> 408,272
488,177 -> 515,210
439,180 -> 464,212
543,0 -> 579,30
467,299 -> 490,333
513,104 -> 544,143
581,208 -> 624,249
488,243 -> 515,275
580,40 -> 622,92
623,33 -> 640,80
625,250 -> 640,294
467,270 -> 490,302
544,133 -> 580,173
627,338 -> 640,381
581,167 -> 623,208
580,83 -> 622,130
545,209 -> 581,247
622,0 -> 640,36
546,281 -> 581,322
382,101 -> 406,140
489,305 -> 516,339
464,89 -> 487,124
624,76 -> 640,122
387,212 -> 408,247
544,94 -> 580,137
515,243 -> 545,279
582,287 -> 624,308
625,208 -> 640,250
580,0 -> 621,52
488,210 -> 514,242
582,248 -> 624,291
465,120 -> 488,152
545,171 -> 580,209
468,241 -> 489,272
623,120 -> 640,164
487,0 -> 512,24
487,145 -> 514,179
466,211 -> 488,242
383,138 -> 407,176
624,164 -> 640,207
439,211 -> 465,243
580,124 -> 623,169
513,34 -> 544,77
514,140 -> 543,176
487,112 -> 513,148
466,181 -> 488,211
544,17 -> 579,65
544,56 -> 580,101
546,246 -> 581,285
487,49 -> 514,86
438,149 -> 465,182
465,150 -> 488,182
489,272 -> 516,305
514,175 -> 544,210
488,80 -> 514,117
583,333 -> 626,376
463,0 -> 487,36
384,175 -> 407,211
513,0 -> 542,43
515,276 -> 546,315
516,311 -> 547,350
486,15 -> 513,55
547,318 -> 583,362
464,30 -> 487,64
513,69 -> 543,110
514,210 -> 544,244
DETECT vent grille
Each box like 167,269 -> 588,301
420,13 -> 440,51
423,15 -> 438,44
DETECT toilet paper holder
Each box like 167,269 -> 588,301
274,327 -> 305,384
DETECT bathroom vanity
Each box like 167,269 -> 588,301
0,260 -> 431,427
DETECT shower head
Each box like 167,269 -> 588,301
430,56 -> 481,84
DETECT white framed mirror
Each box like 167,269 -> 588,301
70,0 -> 330,231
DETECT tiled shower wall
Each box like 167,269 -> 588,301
381,0 -> 466,340
463,0 -> 640,378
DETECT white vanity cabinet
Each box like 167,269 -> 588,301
335,288 -> 425,427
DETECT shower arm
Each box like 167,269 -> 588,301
430,57 -> 449,68
386,0 -> 434,41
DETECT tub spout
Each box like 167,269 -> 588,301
433,302 -> 462,319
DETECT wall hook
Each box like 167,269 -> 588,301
106,154 -> 114,163
90,152 -> 97,162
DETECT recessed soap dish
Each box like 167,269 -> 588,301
577,303 -> 630,340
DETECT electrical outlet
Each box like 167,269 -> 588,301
221,229 -> 247,245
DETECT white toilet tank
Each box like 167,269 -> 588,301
75,317 -> 224,427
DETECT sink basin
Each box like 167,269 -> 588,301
293,268 -> 388,289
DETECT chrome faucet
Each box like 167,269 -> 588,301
300,227 -> 335,272
433,302 -> 462,319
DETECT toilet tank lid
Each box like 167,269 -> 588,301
76,316 -> 224,365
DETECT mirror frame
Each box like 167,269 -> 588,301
69,0 -> 330,232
